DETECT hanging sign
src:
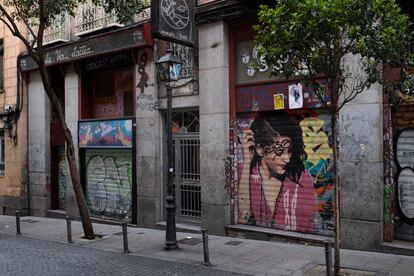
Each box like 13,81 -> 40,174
20,26 -> 146,71
151,0 -> 195,47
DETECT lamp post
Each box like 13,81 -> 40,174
156,48 -> 182,250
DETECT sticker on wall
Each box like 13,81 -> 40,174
240,48 -> 251,64
274,94 -> 284,110
246,65 -> 256,77
288,83 -> 303,109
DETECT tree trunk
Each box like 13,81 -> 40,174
37,62 -> 95,239
331,112 -> 341,276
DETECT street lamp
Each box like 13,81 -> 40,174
156,48 -> 182,250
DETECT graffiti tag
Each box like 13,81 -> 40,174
85,152 -> 132,221
137,93 -> 161,111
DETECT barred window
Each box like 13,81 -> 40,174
0,43 -> 3,92
0,130 -> 4,175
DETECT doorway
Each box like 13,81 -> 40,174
172,111 -> 201,223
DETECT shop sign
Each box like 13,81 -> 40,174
151,0 -> 195,47
79,119 -> 134,148
20,27 -> 145,71
86,52 -> 132,71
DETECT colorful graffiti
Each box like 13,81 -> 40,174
57,146 -> 67,210
85,149 -> 133,222
79,119 -> 133,148
395,128 -> 414,223
237,109 -> 334,235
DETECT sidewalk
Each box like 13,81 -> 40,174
0,215 -> 413,276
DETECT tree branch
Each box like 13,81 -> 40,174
0,4 -> 39,64
0,17 -> 15,35
12,0 -> 38,45
36,0 -> 46,60
302,55 -> 331,110
338,80 -> 368,110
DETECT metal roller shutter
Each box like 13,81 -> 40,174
236,109 -> 334,235
84,148 -> 133,222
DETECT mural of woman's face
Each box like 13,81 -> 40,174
261,135 -> 292,175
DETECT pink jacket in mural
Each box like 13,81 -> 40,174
249,166 -> 316,233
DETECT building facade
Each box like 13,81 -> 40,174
0,20 -> 28,215
21,0 -> 414,253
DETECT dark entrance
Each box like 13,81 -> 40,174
172,111 -> 201,223
50,67 -> 66,210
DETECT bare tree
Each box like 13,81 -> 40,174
0,0 -> 147,239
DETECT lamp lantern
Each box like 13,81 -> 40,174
156,49 -> 182,82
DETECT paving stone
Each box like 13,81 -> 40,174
2,215 -> 414,276
0,234 -> 247,276
364,256 -> 402,272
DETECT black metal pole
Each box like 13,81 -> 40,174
66,216 -> 73,243
165,84 -> 178,250
15,210 -> 21,236
324,240 -> 333,276
201,228 -> 212,266
122,221 -> 129,253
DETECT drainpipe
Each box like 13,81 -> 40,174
16,54 -> 30,214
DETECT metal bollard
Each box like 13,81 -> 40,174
66,216 -> 73,243
324,240 -> 333,276
15,210 -> 21,236
201,228 -> 212,267
122,221 -> 129,253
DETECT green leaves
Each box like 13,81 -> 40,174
256,0 -> 413,91
92,0 -> 149,23
401,74 -> 414,95
2,0 -> 148,27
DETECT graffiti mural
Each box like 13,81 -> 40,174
395,128 -> 414,223
57,146 -> 67,210
85,149 -> 133,221
237,109 -> 334,235
79,119 -> 133,148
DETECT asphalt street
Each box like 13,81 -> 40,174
0,234 -> 246,276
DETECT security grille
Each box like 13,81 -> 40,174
172,111 -> 200,222
173,135 -> 201,221
0,130 -> 4,176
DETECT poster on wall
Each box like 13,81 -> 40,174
236,82 -> 330,113
236,110 -> 334,235
273,94 -> 284,110
288,83 -> 303,109
79,119 -> 133,148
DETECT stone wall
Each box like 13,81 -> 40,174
0,22 -> 28,214
28,72 -> 51,216
199,21 -> 231,235
135,51 -> 163,227
339,56 -> 384,250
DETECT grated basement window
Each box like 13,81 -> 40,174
0,130 -> 4,175
0,43 -> 3,92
